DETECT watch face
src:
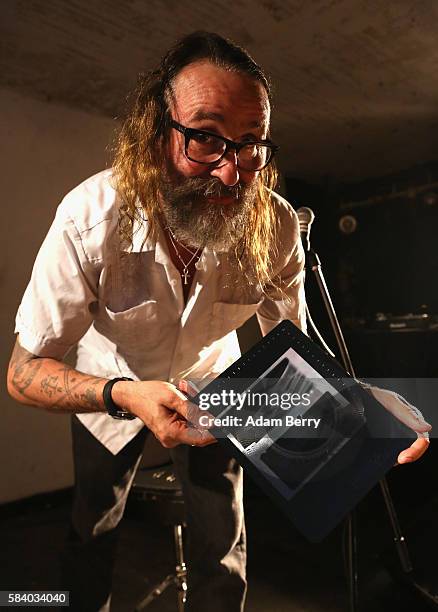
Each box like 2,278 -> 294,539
111,408 -> 136,420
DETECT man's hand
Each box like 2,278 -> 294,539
7,337 -> 215,449
113,379 -> 215,448
359,382 -> 431,464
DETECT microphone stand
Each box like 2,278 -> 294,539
305,247 -> 413,612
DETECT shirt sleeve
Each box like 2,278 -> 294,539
15,201 -> 101,359
256,198 -> 307,336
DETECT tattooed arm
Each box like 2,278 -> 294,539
6,336 -> 106,413
6,336 -> 213,447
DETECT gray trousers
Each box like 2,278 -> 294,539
60,416 -> 246,612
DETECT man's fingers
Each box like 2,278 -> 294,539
178,426 -> 216,447
178,379 -> 198,398
178,379 -> 188,394
367,387 -> 432,433
168,387 -> 191,419
163,387 -> 216,447
397,437 -> 430,464
168,387 -> 210,430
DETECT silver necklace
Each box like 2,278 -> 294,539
166,226 -> 199,257
167,230 -> 202,285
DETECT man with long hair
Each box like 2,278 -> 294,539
6,29 -> 432,612
7,31 -> 307,611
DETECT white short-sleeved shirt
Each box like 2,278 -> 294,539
15,169 -> 306,454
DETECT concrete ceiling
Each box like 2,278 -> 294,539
2,0 -> 438,182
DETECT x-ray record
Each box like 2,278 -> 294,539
191,320 -> 416,541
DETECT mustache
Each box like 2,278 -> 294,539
169,176 -> 245,201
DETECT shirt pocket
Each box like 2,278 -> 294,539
96,299 -> 160,353
209,301 -> 261,345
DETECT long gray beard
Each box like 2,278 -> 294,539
159,175 -> 258,251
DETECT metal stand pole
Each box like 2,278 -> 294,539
174,524 -> 188,612
135,523 -> 187,612
306,249 -> 413,612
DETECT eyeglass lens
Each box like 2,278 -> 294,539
188,132 -> 270,171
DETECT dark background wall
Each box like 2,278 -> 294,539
284,162 -> 438,380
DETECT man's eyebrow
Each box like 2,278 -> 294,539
189,110 -> 265,129
190,110 -> 224,123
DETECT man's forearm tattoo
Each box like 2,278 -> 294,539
80,387 -> 101,411
59,366 -> 101,411
10,341 -> 103,412
40,375 -> 62,398
10,342 -> 43,397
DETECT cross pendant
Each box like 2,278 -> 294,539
182,268 -> 189,285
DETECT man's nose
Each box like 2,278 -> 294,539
209,151 -> 240,186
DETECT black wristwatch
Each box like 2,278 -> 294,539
103,377 -> 136,420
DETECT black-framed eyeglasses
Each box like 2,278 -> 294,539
170,120 -> 278,172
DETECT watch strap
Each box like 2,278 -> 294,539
103,377 -> 136,420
